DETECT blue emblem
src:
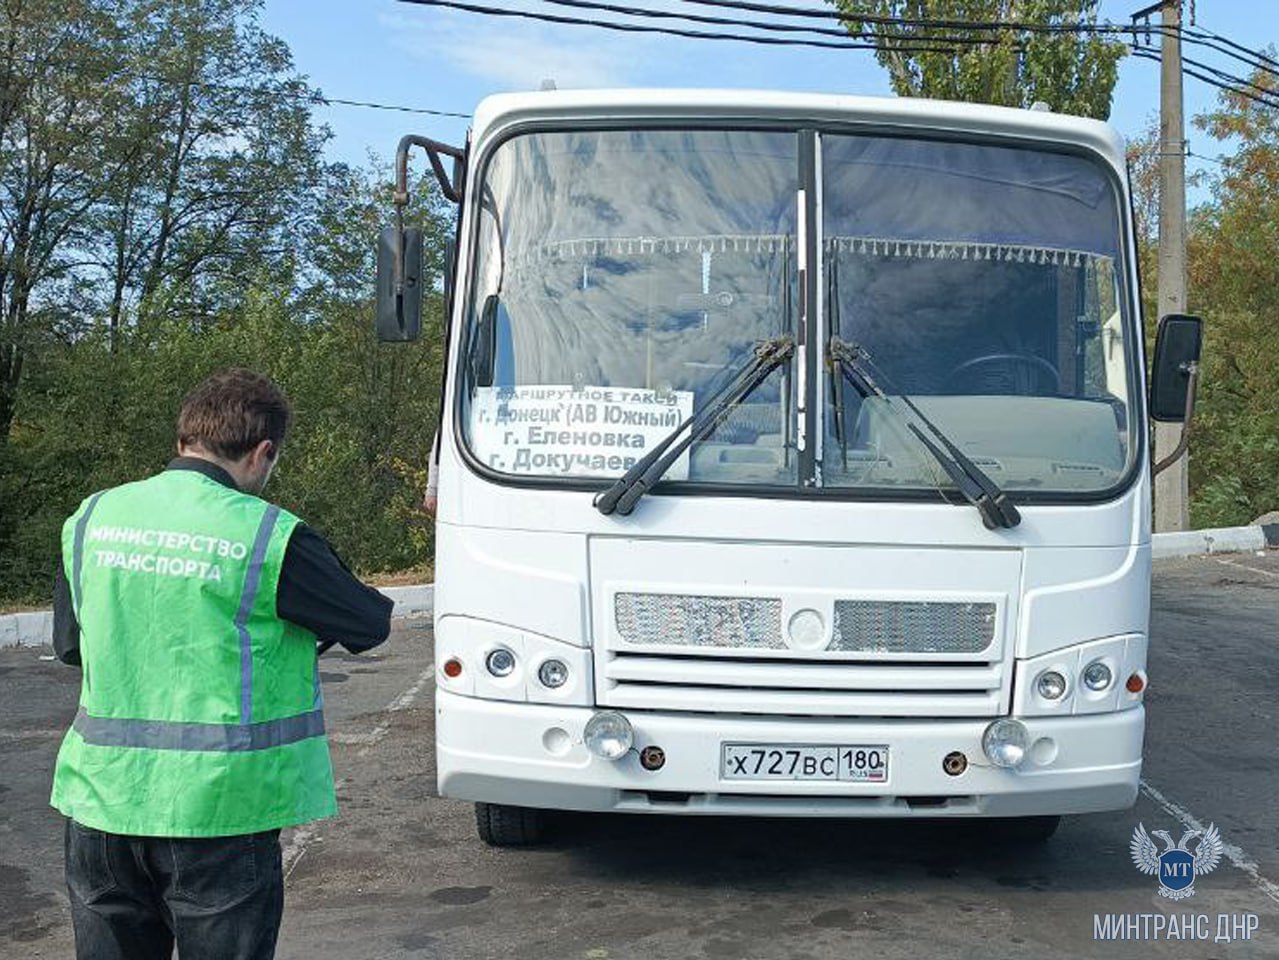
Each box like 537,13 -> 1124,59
1131,823 -> 1224,900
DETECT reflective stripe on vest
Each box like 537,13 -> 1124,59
236,505 -> 280,723
72,705 -> 325,752
70,491 -> 106,622
68,499 -> 311,753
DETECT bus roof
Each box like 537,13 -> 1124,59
470,89 -> 1127,173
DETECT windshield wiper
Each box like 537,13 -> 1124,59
596,335 -> 795,517
828,338 -> 1021,530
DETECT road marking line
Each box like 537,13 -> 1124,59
284,663 -> 434,879
356,663 -> 433,757
1140,779 -> 1279,905
282,823 -> 319,879
1214,557 -> 1279,580
0,729 -> 62,741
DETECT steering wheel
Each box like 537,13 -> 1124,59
942,353 -> 1060,394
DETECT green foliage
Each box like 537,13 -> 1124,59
1,0 -> 329,439
0,0 -> 455,605
1,277 -> 446,604
1180,66 -> 1279,527
830,0 -> 1126,119
1120,64 -> 1279,528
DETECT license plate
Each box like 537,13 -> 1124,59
721,744 -> 889,782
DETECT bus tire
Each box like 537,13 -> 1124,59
474,802 -> 547,847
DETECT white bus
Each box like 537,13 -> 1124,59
377,90 -> 1201,846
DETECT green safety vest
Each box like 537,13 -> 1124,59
50,468 -> 337,837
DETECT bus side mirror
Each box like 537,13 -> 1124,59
1149,314 -> 1202,423
469,294 -> 498,387
376,225 -> 422,342
442,237 -> 457,326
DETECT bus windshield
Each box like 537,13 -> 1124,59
458,127 -> 1136,500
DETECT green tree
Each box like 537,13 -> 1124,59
829,0 -> 1126,119
0,160 -> 454,605
1182,64 -> 1279,526
1,0 -> 328,442
0,0 -> 133,440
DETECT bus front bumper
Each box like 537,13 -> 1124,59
435,690 -> 1143,817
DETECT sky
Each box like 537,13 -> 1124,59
259,0 -> 1278,191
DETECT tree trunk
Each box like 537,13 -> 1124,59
140,80 -> 193,303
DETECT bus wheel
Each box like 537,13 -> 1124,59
475,802 -> 547,847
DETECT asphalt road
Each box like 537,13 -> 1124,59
3,553 -> 1279,960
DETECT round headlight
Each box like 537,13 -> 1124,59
537,658 -> 569,689
1083,660 -> 1113,692
982,719 -> 1030,769
1035,670 -> 1068,701
583,711 -> 633,761
485,647 -> 516,678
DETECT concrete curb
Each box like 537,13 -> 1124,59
4,523 -> 1277,649
0,585 -> 435,650
1150,525 -> 1272,560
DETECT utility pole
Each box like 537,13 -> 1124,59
1154,0 -> 1189,532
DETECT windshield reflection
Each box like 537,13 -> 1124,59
460,127 -> 1134,497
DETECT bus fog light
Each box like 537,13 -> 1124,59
639,745 -> 666,771
584,711 -> 633,760
537,658 -> 569,688
1035,670 -> 1068,701
485,648 -> 516,678
982,719 -> 1030,769
1083,660 -> 1113,691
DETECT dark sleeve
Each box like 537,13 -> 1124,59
277,524 -> 393,653
53,563 -> 81,666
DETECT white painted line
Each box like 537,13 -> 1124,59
1214,557 -> 1279,581
284,663 -> 435,879
356,664 -> 434,757
0,729 -> 62,741
1140,779 -> 1279,905
282,822 -> 321,879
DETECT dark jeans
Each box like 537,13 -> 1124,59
65,819 -> 283,960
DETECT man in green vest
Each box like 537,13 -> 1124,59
51,369 -> 393,960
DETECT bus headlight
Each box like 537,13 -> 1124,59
1035,670 -> 1068,701
982,719 -> 1030,769
1083,659 -> 1113,692
584,711 -> 633,760
485,648 -> 516,678
537,658 -> 569,689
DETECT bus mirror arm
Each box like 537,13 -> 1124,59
376,135 -> 465,343
1152,360 -> 1199,477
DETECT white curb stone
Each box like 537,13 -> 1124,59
0,585 -> 434,649
1150,526 -> 1268,560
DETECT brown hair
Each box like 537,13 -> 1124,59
177,369 -> 292,461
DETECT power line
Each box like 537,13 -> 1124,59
1186,150 -> 1227,167
533,0 -> 994,45
397,0 -> 965,52
1130,48 -> 1279,111
681,0 -> 1148,35
1182,24 -> 1279,72
399,0 -> 1279,111
2,52 -> 470,119
309,96 -> 468,119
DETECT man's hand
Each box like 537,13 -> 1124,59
422,493 -> 438,516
